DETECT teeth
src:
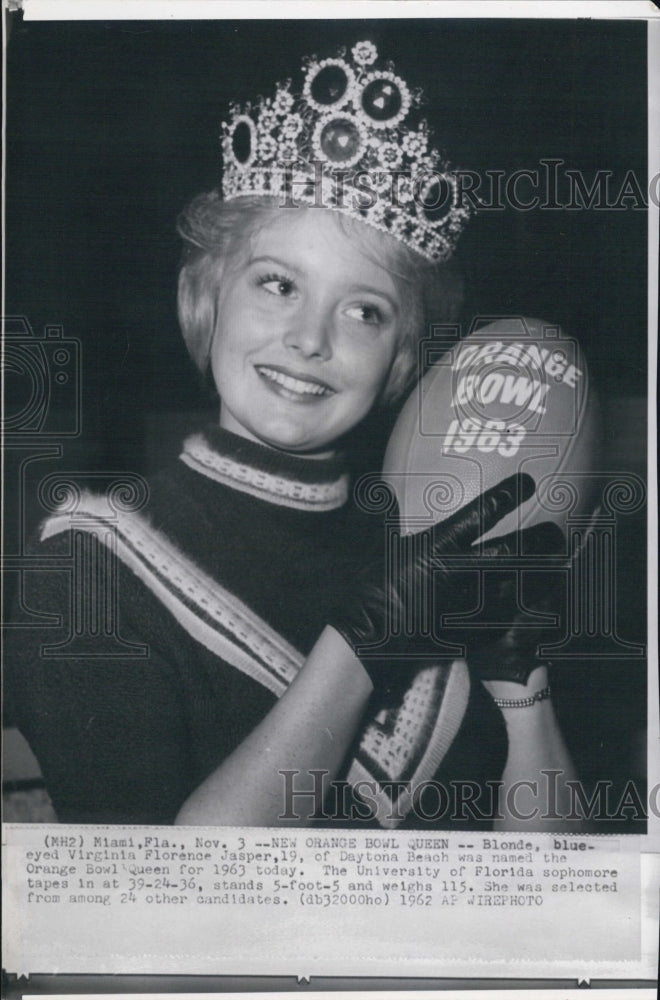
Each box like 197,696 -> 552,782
258,367 -> 329,396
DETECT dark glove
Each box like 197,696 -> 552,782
328,472 -> 566,686
466,526 -> 565,684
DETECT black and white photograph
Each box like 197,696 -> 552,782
2,0 -> 658,986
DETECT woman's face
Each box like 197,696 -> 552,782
211,209 -> 403,456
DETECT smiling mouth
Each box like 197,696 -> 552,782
255,365 -> 334,401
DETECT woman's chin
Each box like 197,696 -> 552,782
259,431 -> 337,459
221,414 -> 336,458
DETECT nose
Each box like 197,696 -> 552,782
282,305 -> 333,361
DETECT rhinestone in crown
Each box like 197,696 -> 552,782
220,41 -> 470,262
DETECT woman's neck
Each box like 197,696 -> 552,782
218,410 -> 337,462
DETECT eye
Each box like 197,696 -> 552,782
346,303 -> 386,325
258,273 -> 296,297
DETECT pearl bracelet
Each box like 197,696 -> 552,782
492,685 -> 552,709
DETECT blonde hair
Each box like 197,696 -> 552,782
177,190 -> 463,407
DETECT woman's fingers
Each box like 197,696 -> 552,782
479,520 -> 566,559
431,473 -> 536,550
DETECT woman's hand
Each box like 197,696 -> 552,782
480,665 -> 584,832
328,472 -> 565,687
466,524 -> 565,684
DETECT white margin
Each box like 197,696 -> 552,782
17,0 -> 660,23
646,20 -> 659,846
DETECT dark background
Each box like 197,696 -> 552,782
4,15 -> 649,826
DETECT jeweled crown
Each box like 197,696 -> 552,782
221,41 -> 470,261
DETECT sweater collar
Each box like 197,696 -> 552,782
179,425 -> 350,511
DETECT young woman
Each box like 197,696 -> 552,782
6,40 -> 576,829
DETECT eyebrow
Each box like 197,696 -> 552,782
247,255 -> 303,275
247,256 -> 399,311
345,284 -> 399,311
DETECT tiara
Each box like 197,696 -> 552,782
220,41 -> 470,262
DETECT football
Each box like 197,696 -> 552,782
383,317 -> 601,541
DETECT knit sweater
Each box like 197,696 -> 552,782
5,426 -> 506,826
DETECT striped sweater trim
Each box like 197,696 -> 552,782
41,495 -> 468,827
181,433 -> 349,511
41,495 -> 303,697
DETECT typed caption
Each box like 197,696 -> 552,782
3,825 -> 647,978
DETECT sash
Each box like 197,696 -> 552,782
42,496 -> 469,828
